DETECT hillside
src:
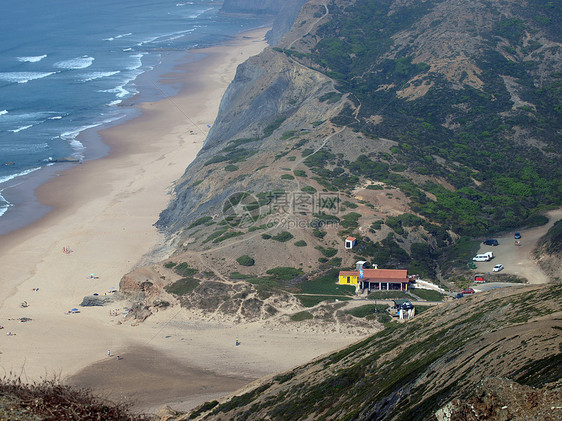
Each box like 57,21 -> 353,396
156,0 -> 561,282
174,284 -> 562,420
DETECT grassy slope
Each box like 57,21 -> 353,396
186,284 -> 561,420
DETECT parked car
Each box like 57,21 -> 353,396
474,275 -> 486,283
514,232 -> 521,239
455,293 -> 464,299
483,239 -> 499,246
461,288 -> 475,294
493,264 -> 504,272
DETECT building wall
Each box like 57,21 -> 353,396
339,275 -> 358,285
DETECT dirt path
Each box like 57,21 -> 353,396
473,208 -> 562,284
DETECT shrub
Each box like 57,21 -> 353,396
294,240 -> 307,247
262,233 -> 272,240
174,262 -> 199,277
263,116 -> 286,137
301,185 -> 317,194
165,277 -> 200,295
224,164 -> 238,172
281,174 -> 295,180
188,216 -> 213,229
315,246 -> 338,257
236,255 -> 255,266
294,170 -> 307,177
313,229 -> 327,239
340,212 -> 362,229
272,231 -> 294,242
266,267 -> 303,281
290,311 -> 314,321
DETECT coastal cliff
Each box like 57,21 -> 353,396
157,0 -> 561,283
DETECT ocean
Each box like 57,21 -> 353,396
0,0 -> 269,234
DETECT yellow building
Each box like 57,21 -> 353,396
339,271 -> 359,285
338,269 -> 409,291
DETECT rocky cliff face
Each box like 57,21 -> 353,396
158,0 -> 561,280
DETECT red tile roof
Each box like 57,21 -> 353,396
339,271 -> 358,277
345,236 -> 356,241
339,269 -> 408,283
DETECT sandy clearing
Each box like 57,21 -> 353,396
473,208 -> 562,283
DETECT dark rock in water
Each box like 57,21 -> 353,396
3,161 -> 15,166
48,157 -> 82,163
80,295 -> 114,307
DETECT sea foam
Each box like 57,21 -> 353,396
17,55 -> 47,63
0,72 -> 56,84
103,32 -> 133,41
54,56 -> 95,70
9,125 -> 33,133
80,71 -> 120,82
0,167 -> 41,186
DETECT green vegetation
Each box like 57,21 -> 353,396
236,255 -> 255,266
188,216 -> 212,229
224,164 -> 238,172
319,91 -> 343,103
541,219 -> 562,254
342,201 -> 358,209
295,295 -> 352,307
202,284 -> 562,420
263,116 -> 286,138
410,288 -> 445,302
315,246 -> 338,257
367,291 -> 409,300
266,267 -> 304,282
203,228 -> 228,244
340,212 -> 361,229
165,277 -> 200,296
290,311 -> 314,321
345,304 -> 389,318
294,240 -> 307,247
301,185 -> 317,194
296,270 -> 356,296
293,169 -> 307,177
174,262 -> 199,277
212,230 -> 244,243
271,231 -> 294,242
291,0 -> 562,236
281,174 -> 295,180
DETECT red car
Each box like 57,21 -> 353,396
461,288 -> 475,294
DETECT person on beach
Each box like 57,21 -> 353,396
107,350 -> 111,357
116,354 -> 120,360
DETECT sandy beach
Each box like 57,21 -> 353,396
0,27 -> 367,414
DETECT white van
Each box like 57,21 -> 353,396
473,252 -> 494,262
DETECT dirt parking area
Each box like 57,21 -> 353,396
473,209 -> 562,284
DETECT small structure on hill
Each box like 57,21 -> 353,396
338,268 -> 410,291
345,236 -> 357,249
355,260 -> 370,271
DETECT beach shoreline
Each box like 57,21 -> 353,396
0,26 -> 371,414
0,25 -> 271,400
